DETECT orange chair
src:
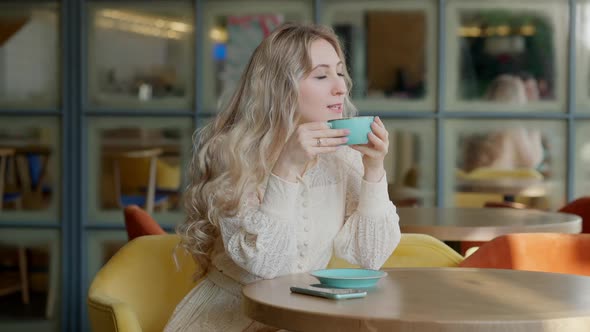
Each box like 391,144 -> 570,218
459,233 -> 590,276
123,205 -> 166,241
559,197 -> 590,234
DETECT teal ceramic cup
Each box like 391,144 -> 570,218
327,116 -> 375,145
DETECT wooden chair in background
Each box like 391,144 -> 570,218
0,148 -> 29,305
0,148 -> 22,210
0,245 -> 30,305
110,148 -> 169,214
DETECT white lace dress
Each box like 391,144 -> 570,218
164,147 -> 401,332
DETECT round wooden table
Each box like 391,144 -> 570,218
398,207 -> 581,241
243,268 -> 590,332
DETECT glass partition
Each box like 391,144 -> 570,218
87,117 -> 192,225
323,0 -> 437,111
575,121 -> 590,198
202,0 -> 313,111
0,117 -> 60,222
87,1 -> 194,110
445,119 -> 566,210
0,228 -> 61,332
86,230 -> 128,282
382,119 -> 436,206
576,0 -> 590,112
445,0 -> 568,112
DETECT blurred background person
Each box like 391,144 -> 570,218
461,127 -> 544,173
462,74 -> 543,173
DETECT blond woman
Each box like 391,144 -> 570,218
165,23 -> 400,332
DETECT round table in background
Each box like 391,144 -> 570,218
398,207 -> 581,241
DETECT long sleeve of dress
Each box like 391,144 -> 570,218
333,149 -> 401,269
218,174 -> 300,279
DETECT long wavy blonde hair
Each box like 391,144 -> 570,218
177,23 -> 357,274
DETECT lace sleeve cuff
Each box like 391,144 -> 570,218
260,173 -> 300,218
356,174 -> 391,216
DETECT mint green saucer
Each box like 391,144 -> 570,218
310,268 -> 388,289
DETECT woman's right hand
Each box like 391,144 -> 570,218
272,122 -> 349,182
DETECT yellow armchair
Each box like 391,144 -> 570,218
328,233 -> 464,269
87,235 -> 201,332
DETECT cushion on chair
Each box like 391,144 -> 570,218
559,197 -> 590,234
26,154 -> 42,188
23,154 -> 52,193
328,233 -> 464,269
120,193 -> 169,210
124,205 -> 166,241
2,192 -> 21,203
87,235 -> 201,332
459,233 -> 590,276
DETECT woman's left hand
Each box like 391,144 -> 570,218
351,116 -> 389,182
